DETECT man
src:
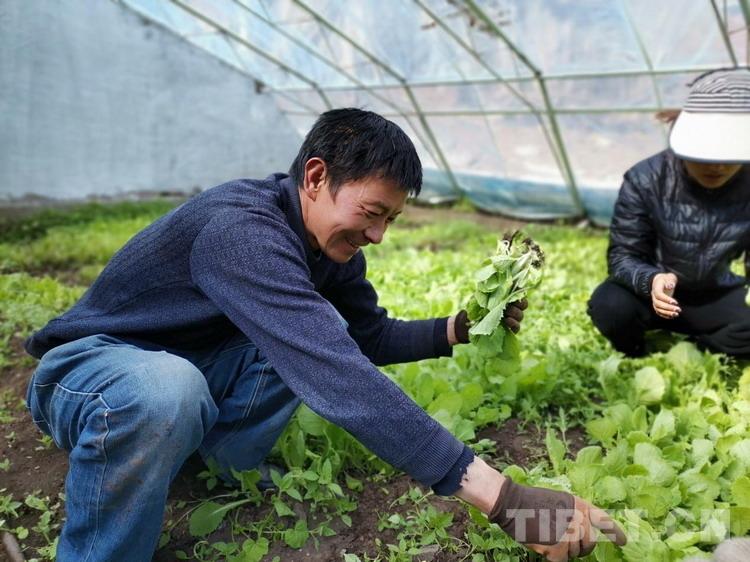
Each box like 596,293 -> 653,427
25,108 -> 625,561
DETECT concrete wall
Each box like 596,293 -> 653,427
0,1 -> 303,200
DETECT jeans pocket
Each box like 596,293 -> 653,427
30,381 -> 108,452
27,375 -> 54,440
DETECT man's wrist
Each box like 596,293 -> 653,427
447,314 -> 458,346
454,456 -> 506,514
453,310 -> 470,344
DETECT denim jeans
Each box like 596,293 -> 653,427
26,331 -> 301,562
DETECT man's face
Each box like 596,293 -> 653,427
684,160 -> 743,189
303,172 -> 407,264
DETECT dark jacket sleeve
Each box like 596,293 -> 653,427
322,253 -> 451,366
189,211 -> 464,486
607,172 -> 662,297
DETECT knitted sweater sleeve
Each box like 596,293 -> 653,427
322,252 -> 452,366
189,211 -> 464,486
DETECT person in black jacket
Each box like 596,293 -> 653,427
589,68 -> 750,357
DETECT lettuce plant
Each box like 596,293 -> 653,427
466,231 -> 544,352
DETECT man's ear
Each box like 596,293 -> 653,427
302,158 -> 327,201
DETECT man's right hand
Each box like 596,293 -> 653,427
651,272 -> 680,319
455,457 -> 626,560
489,477 -> 627,560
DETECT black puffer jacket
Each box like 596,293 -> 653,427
608,150 -> 750,297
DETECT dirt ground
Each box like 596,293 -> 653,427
1,328 -> 584,562
0,202 -> 581,561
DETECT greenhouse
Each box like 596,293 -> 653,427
1,1 -> 750,561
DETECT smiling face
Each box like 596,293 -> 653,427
683,160 -> 743,189
299,158 -> 407,263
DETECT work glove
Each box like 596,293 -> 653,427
455,298 -> 528,344
489,476 -> 627,560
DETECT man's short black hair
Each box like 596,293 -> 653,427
289,108 -> 422,197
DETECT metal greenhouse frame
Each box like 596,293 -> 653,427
113,0 -> 750,223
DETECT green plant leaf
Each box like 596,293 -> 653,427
665,342 -> 702,375
595,476 -> 627,504
283,520 -> 309,549
545,428 -> 567,475
189,499 -> 252,537
633,366 -> 666,405
273,499 -> 295,517
731,476 -> 750,507
586,416 -> 618,444
237,537 -> 269,562
459,383 -> 484,414
633,443 -> 676,487
297,405 -> 328,436
427,392 -> 462,416
650,409 -> 676,442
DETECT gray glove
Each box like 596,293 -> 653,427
489,476 -> 576,547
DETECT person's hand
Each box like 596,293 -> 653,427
452,298 -> 529,344
454,458 -> 626,560
503,298 -> 528,334
524,497 -> 628,561
651,273 -> 680,319
489,477 -> 627,561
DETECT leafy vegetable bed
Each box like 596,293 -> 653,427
0,202 -> 748,561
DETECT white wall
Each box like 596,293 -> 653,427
0,1 -> 303,200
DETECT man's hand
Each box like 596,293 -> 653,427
504,298 -> 528,334
456,459 -> 627,561
450,298 -> 529,345
651,273 -> 680,319
524,498 -> 628,561
489,477 -> 627,560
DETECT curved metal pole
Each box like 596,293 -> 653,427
226,0 -> 441,166
275,65 -> 726,93
224,40 -> 321,114
412,0 -> 567,180
343,106 -> 679,117
166,0 -> 332,110
710,0 -> 739,66
462,0 -> 585,217
740,0 -> 750,63
619,0 -> 667,142
741,0 -> 750,24
292,0 -> 462,194
413,0 -> 540,113
114,0 -> 321,115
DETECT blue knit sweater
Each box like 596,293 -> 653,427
26,174 -> 470,490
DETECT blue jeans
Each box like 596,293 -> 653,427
26,332 -> 301,562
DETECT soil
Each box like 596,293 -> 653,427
0,202 -> 572,561
0,336 -> 574,562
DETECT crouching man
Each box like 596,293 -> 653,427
25,108 -> 625,561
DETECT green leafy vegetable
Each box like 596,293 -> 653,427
466,231 -> 544,350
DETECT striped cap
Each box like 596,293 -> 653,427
683,69 -> 750,113
670,68 -> 750,162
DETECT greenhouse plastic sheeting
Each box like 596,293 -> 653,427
421,171 -> 616,226
5,0 -> 749,224
118,0 -> 746,224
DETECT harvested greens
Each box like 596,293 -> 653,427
466,232 -> 544,352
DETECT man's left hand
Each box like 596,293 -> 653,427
452,298 -> 529,344
503,298 -> 528,334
